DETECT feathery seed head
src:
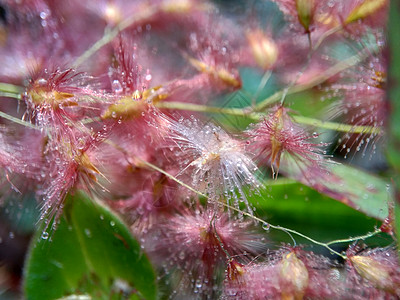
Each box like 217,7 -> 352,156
157,112 -> 261,214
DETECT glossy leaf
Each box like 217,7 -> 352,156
282,160 -> 390,220
24,191 -> 158,300
318,164 -> 390,220
248,179 -> 382,243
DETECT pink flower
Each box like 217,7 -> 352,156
182,19 -> 242,91
24,68 -> 103,133
38,126 -> 108,230
246,105 -> 326,182
272,0 -> 388,36
109,169 -> 181,235
326,53 -> 387,156
145,208 -> 263,296
0,127 -> 45,195
271,0 -> 320,33
108,36 -> 150,97
224,248 -> 342,299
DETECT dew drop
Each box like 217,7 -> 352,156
195,279 -> 203,289
262,222 -> 270,231
9,232 -> 14,239
41,232 -> 49,240
110,221 -> 115,227
84,228 -> 92,238
40,10 -> 50,19
37,78 -> 47,86
112,80 -> 123,94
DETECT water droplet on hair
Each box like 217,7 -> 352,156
84,228 -> 92,238
41,232 -> 49,240
195,279 -> 203,288
37,78 -> 47,86
110,221 -> 115,227
112,80 -> 123,94
262,222 -> 270,231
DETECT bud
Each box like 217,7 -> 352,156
295,0 -> 315,32
103,2 -> 122,25
161,0 -> 193,13
226,259 -> 246,282
247,30 -> 279,70
101,96 -> 148,120
345,0 -> 386,24
29,84 -> 75,108
188,57 -> 241,88
279,252 -> 309,299
350,255 -> 394,291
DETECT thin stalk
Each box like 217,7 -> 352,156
135,157 -> 353,259
326,228 -> 382,246
312,25 -> 343,51
0,83 -> 24,95
155,101 -> 256,118
154,101 -> 381,134
0,111 -> 39,130
73,3 -> 212,68
292,115 -> 381,135
0,92 -> 22,99
254,51 -> 369,112
73,6 -> 158,68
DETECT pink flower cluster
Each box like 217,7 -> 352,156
0,0 -> 395,298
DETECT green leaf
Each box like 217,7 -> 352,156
281,159 -> 390,220
248,179 -> 382,244
318,164 -> 391,220
24,191 -> 158,300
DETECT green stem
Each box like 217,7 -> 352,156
254,51 -> 369,112
155,101 -> 256,118
0,92 -> 22,99
73,6 -> 158,68
325,228 -> 382,246
292,115 -> 381,135
0,82 -> 24,95
73,3 -> 212,68
155,101 -> 381,134
312,25 -> 343,51
0,111 -> 39,130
